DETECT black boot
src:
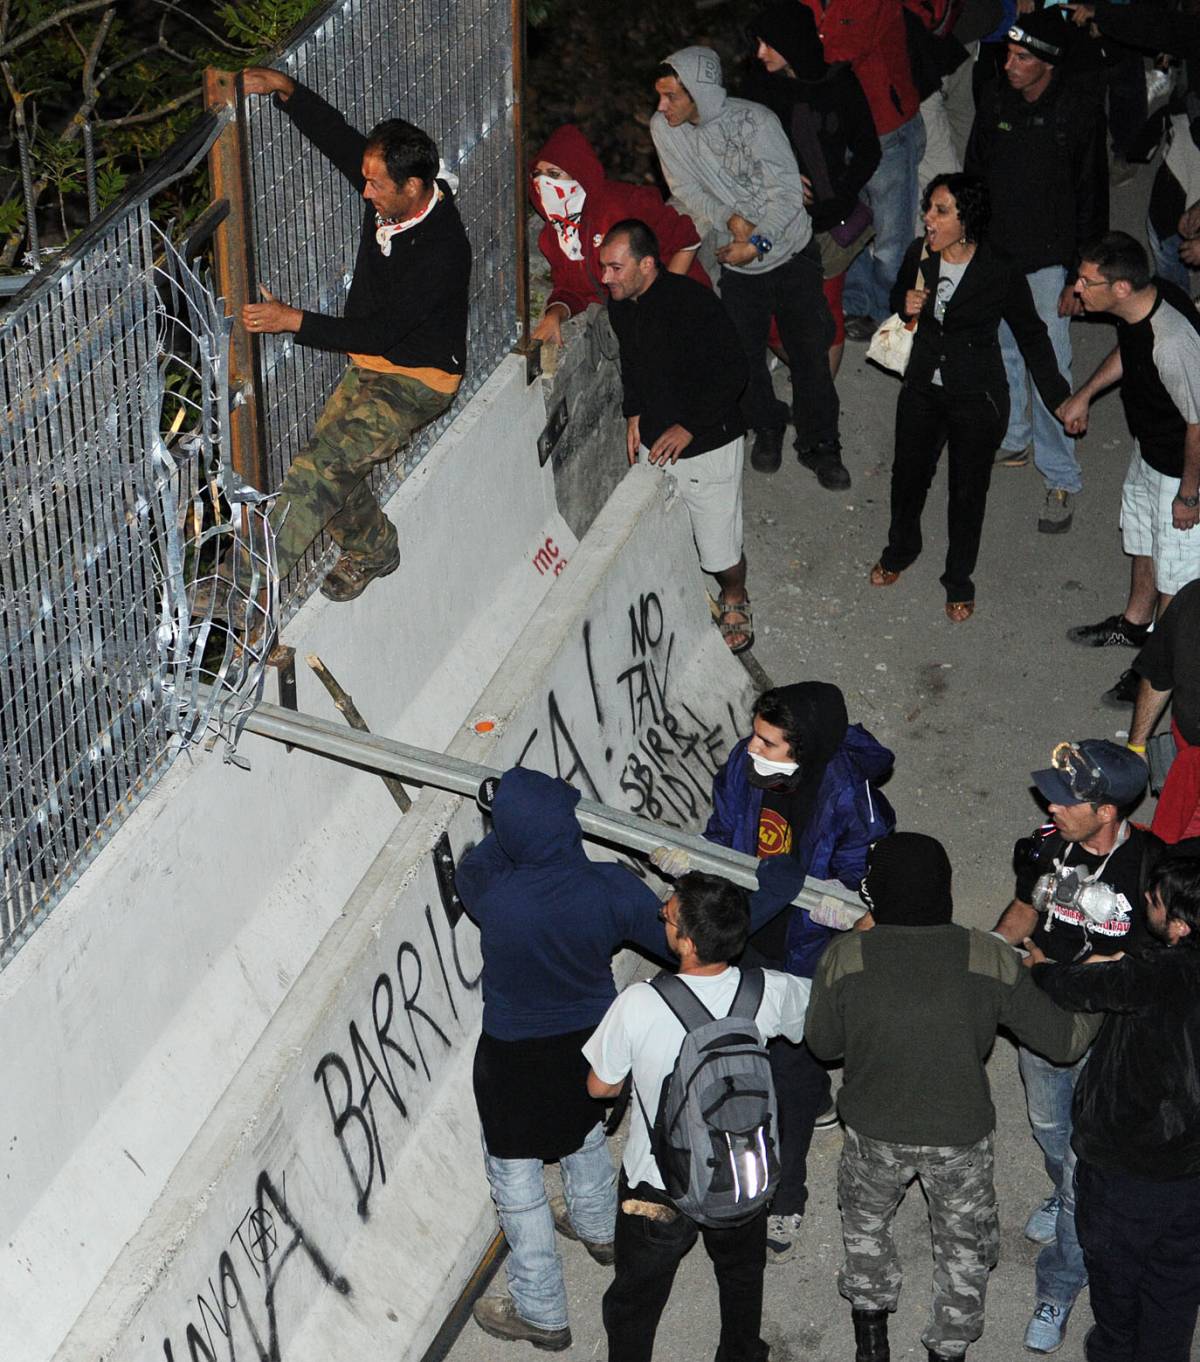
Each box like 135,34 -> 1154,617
927,1351 -> 960,1362
750,425 -> 785,473
851,1307 -> 890,1362
798,439 -> 852,490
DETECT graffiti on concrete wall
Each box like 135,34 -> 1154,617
517,590 -> 743,828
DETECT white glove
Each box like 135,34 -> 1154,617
649,845 -> 691,879
808,896 -> 864,931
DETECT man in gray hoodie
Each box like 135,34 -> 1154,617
652,46 -> 848,489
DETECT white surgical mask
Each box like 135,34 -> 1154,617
750,754 -> 799,779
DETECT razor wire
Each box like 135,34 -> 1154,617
0,211 -> 276,965
243,0 -> 519,605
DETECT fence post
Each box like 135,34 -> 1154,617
511,0 -> 538,382
203,68 -> 270,491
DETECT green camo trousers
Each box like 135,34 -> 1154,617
838,1125 -> 999,1359
270,366 -> 451,577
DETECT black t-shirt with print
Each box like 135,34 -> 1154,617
1014,823 -> 1151,963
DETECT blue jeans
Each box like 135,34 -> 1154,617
482,1121 -> 616,1330
1018,1047 -> 1089,1309
998,265 -> 1080,493
844,115 -> 927,321
1148,218 -> 1194,293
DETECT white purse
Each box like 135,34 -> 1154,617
865,242 -> 930,377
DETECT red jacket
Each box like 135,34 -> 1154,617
802,0 -> 934,136
529,125 -> 707,316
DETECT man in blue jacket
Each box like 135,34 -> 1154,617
459,766 -> 804,1351
704,681 -> 895,1261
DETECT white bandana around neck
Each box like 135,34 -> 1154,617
536,175 -> 586,261
375,160 -> 459,257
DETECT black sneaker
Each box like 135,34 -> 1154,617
798,441 -> 852,490
1066,614 -> 1150,649
750,426 -> 784,473
844,314 -> 879,342
1102,668 -> 1140,709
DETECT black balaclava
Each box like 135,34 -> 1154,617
863,832 -> 954,927
751,1 -> 828,82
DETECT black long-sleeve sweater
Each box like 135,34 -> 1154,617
607,271 -> 748,456
276,83 -> 471,373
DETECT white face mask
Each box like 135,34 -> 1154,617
536,175 -> 586,261
750,754 -> 799,779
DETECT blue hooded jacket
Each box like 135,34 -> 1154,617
704,703 -> 895,977
456,767 -> 807,1041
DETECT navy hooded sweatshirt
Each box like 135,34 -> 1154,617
456,766 -> 806,1042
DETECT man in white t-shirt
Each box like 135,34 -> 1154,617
584,871 -> 810,1362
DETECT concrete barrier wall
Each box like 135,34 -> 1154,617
0,356 -> 581,1361
56,469 -> 757,1362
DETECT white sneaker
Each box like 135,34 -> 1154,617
765,1212 -> 804,1263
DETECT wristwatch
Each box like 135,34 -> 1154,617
748,233 -> 773,259
1175,491 -> 1200,508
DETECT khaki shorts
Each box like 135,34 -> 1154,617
1120,443 -> 1200,596
639,435 -> 744,574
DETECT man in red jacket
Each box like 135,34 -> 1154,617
529,125 -> 708,348
803,0 -> 932,336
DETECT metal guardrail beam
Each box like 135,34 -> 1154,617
240,700 -> 866,917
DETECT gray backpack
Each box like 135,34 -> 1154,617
636,969 -> 780,1228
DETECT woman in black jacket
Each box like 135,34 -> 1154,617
869,174 -> 1072,621
747,3 -> 880,385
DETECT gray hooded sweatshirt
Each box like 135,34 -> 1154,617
651,45 -> 811,274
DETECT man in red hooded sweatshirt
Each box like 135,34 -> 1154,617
530,125 -> 709,347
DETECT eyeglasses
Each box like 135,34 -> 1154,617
657,906 -> 677,927
1075,274 -> 1111,291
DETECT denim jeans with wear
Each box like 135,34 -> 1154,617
1018,1046 -> 1089,1309
482,1120 -> 616,1330
998,264 -> 1080,493
603,1173 -> 768,1362
844,114 -> 927,321
1076,1159 -> 1200,1362
1148,218 -> 1194,293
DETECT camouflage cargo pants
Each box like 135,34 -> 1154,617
271,366 -> 451,577
838,1125 -> 999,1359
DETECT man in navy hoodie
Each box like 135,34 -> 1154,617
704,681 -> 895,1261
459,767 -> 804,1351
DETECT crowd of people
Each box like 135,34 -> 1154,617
217,3 -> 1200,1360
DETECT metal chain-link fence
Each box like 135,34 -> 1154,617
0,0 -> 518,963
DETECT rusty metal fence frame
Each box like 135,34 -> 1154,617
0,0 -> 519,965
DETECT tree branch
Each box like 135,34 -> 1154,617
0,0 -> 113,57
145,0 -> 256,54
92,86 -> 201,129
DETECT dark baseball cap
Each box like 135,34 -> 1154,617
1032,739 -> 1148,809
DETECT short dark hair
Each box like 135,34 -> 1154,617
674,872 -> 750,964
655,62 -> 692,99
1148,854 -> 1200,947
752,688 -> 803,761
1078,231 -> 1152,290
603,218 -> 660,263
922,173 -> 991,244
365,118 -> 439,189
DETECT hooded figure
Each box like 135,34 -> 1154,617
745,2 -> 881,235
457,764 -> 806,1347
862,830 -> 954,927
705,681 -> 896,976
529,124 -> 708,328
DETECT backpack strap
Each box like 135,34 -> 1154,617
649,971 -> 717,1033
727,966 -> 766,1021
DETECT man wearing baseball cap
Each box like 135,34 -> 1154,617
991,739 -> 1156,1353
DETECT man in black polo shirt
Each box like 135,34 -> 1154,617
1057,232 -> 1200,704
601,219 -> 752,651
991,738 -> 1153,1354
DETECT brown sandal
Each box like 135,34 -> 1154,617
869,562 -> 901,587
945,600 -> 975,623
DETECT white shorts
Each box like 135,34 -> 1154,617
640,435 -> 744,574
1120,443 -> 1200,596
